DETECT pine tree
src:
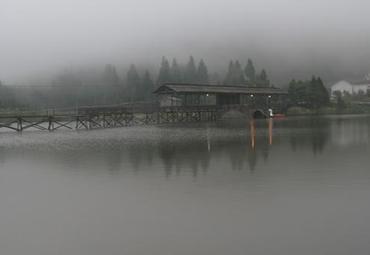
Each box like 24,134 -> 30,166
157,57 -> 171,85
196,59 -> 209,83
142,70 -> 154,101
289,76 -> 329,110
288,79 -> 298,105
224,60 -> 245,85
224,60 -> 234,85
170,58 -> 182,83
233,60 -> 245,85
245,59 -> 256,83
184,56 -> 197,83
260,69 -> 268,82
335,91 -> 346,112
288,78 -> 308,107
126,64 -> 141,102
313,77 -> 329,109
256,69 -> 270,87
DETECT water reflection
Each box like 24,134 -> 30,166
1,116 -> 370,255
287,117 -> 330,155
158,137 -> 211,177
0,115 -> 369,177
330,116 -> 370,146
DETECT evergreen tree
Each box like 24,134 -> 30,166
244,59 -> 256,83
126,64 -> 141,101
233,60 -> 245,85
288,79 -> 298,105
224,60 -> 245,85
288,76 -> 329,110
304,76 -> 313,107
317,77 -> 329,103
296,80 -> 309,106
288,79 -> 308,107
260,69 -> 268,83
334,91 -> 346,112
184,56 -> 197,83
196,59 -> 209,83
312,77 -> 329,109
224,60 -> 234,85
157,57 -> 171,85
141,70 -> 154,101
170,58 -> 182,83
256,69 -> 270,87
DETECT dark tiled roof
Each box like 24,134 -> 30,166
154,83 -> 287,95
351,80 -> 370,85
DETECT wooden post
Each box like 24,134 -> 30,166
48,116 -> 54,131
17,117 -> 23,132
250,119 -> 256,149
268,118 -> 273,145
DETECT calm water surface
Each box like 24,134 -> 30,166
0,115 -> 370,255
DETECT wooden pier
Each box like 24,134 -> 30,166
0,83 -> 288,132
0,104 -> 222,132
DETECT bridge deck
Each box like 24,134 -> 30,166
0,104 -> 271,132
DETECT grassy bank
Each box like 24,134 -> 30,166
287,104 -> 370,116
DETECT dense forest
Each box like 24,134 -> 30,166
288,76 -> 329,111
0,56 -> 335,113
0,56 -> 271,110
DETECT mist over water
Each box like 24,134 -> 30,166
0,116 -> 370,255
2,1 -> 370,254
2,0 -> 370,84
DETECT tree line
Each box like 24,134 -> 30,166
224,59 -> 269,86
157,56 -> 209,84
157,56 -> 270,87
0,56 -> 271,109
288,76 -> 329,111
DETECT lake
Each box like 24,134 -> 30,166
0,115 -> 369,255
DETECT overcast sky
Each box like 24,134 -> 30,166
1,0 -> 370,84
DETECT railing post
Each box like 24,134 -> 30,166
17,116 -> 22,132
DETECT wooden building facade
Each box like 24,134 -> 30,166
154,83 -> 288,112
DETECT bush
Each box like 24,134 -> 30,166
286,106 -> 313,115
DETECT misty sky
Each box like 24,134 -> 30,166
1,0 -> 370,84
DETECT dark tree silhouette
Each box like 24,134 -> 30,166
170,58 -> 182,83
256,69 -> 270,87
126,64 -> 141,101
141,70 -> 155,101
157,57 -> 171,85
245,58 -> 256,83
224,60 -> 245,85
196,59 -> 209,83
184,56 -> 197,83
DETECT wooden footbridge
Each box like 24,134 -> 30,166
0,83 -> 288,132
0,104 -> 230,132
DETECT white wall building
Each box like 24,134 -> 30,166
331,79 -> 370,97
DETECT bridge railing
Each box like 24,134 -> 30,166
77,102 -> 160,115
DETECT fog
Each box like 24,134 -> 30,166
1,0 -> 370,85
